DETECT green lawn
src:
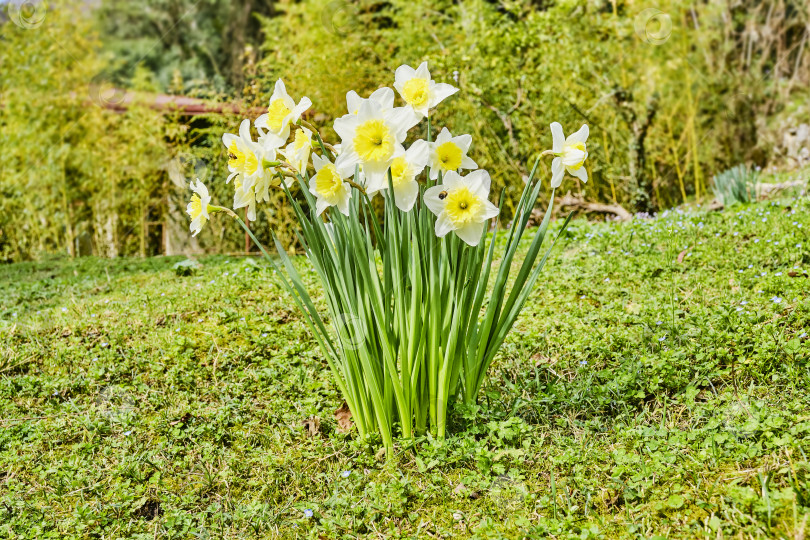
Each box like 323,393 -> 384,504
1,196 -> 809,539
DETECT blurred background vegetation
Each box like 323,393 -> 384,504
1,0 -> 809,261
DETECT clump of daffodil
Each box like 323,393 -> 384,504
333,100 -> 419,194
387,139 -> 429,211
424,170 -> 499,246
186,179 -> 211,236
428,127 -> 477,180
193,64 -> 578,460
256,79 -> 312,147
550,122 -> 589,188
309,154 -> 352,216
394,61 -> 458,118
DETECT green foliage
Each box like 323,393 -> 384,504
1,196 -> 809,537
712,164 -> 759,206
258,0 -> 810,212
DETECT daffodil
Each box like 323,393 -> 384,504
309,154 -> 352,216
255,79 -> 312,147
346,87 -> 395,115
428,128 -> 477,180
186,179 -> 211,236
222,119 -> 261,188
386,140 -> 429,211
394,61 -> 458,118
424,170 -> 499,246
550,122 -> 589,188
333,100 -> 419,193
282,126 -> 313,174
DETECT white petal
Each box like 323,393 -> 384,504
312,153 -> 330,173
464,170 -> 491,199
434,213 -> 455,237
238,119 -> 252,141
415,61 -> 430,80
567,124 -> 589,144
442,170 -> 464,191
271,79 -> 287,101
453,133 -> 473,153
460,155 -> 478,170
394,64 -> 417,90
406,139 -> 430,170
435,127 -> 451,144
455,222 -> 484,246
551,157 -> 564,188
423,185 -> 447,216
334,151 -> 359,178
550,122 -> 565,154
370,87 -> 395,110
336,188 -> 351,216
333,113 -> 359,141
346,91 -> 362,114
315,198 -> 330,216
393,180 -> 420,212
481,199 -> 500,220
429,82 -> 458,108
386,107 -> 420,139
569,165 -> 589,183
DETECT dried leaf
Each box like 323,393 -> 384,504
677,249 -> 688,264
334,402 -> 353,433
302,416 -> 320,437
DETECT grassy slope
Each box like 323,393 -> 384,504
1,197 -> 809,539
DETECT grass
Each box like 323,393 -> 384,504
1,195 -> 809,539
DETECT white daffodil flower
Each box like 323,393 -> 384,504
309,154 -> 352,216
394,61 -> 458,118
428,127 -> 477,180
346,87 -> 395,115
282,126 -> 313,174
424,170 -> 499,246
333,99 -> 419,194
550,122 -> 589,188
186,179 -> 211,236
222,119 -> 262,188
387,139 -> 430,211
255,79 -> 312,147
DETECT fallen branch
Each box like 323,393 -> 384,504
557,193 -> 633,221
757,180 -> 805,197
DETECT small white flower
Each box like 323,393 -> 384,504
394,61 -> 458,117
428,127 -> 477,180
423,170 -> 499,246
309,154 -> 352,216
550,122 -> 589,188
186,179 -> 211,237
255,79 -> 312,147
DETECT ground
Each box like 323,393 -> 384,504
1,195 -> 809,539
